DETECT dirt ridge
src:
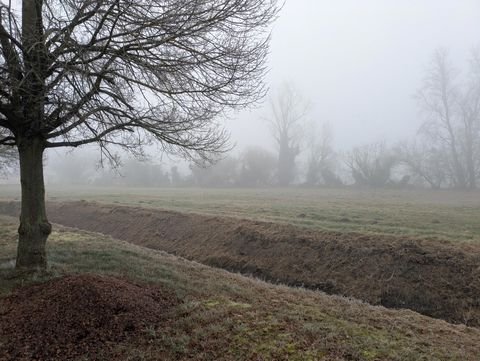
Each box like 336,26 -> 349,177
1,200 -> 479,327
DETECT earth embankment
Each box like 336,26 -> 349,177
1,200 -> 479,327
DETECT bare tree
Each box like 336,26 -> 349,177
458,49 -> 480,189
267,82 -> 307,186
345,142 -> 397,187
416,48 -> 480,190
305,122 -> 336,186
169,165 -> 182,186
238,146 -> 276,186
417,49 -> 468,189
0,0 -> 280,270
398,141 -> 448,189
189,156 -> 239,187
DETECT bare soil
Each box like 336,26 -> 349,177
1,200 -> 480,327
0,274 -> 177,361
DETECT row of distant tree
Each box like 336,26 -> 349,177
4,48 -> 480,190
354,49 -> 480,190
187,49 -> 480,190
41,130 -> 480,189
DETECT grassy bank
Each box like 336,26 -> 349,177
1,215 -> 479,360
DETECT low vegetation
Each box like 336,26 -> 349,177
2,186 -> 477,242
1,215 -> 479,360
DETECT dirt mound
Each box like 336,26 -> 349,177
0,274 -> 176,361
2,200 -> 480,327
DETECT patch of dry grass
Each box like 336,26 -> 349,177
1,216 -> 479,360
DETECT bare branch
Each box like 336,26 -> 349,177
0,0 -> 280,162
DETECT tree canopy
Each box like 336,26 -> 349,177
0,0 -> 280,270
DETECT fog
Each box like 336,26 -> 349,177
228,0 -> 480,150
36,1 -> 480,188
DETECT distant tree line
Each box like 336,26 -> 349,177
187,49 -> 480,190
42,48 -> 480,190
401,49 -> 480,190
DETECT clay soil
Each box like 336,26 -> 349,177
0,274 -> 176,361
1,201 -> 480,327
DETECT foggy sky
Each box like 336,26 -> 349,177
227,0 -> 480,151
43,1 -> 480,177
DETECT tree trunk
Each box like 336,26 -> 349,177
15,137 -> 51,270
466,152 -> 476,190
465,131 -> 476,190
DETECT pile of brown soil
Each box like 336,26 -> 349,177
2,201 -> 480,327
0,274 -> 176,361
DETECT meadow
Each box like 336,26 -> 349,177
1,185 -> 480,360
1,185 -> 478,243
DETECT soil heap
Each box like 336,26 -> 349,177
0,274 -> 176,361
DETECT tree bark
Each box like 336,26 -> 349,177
15,136 -> 51,270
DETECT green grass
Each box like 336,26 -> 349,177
1,215 -> 480,360
1,185 -> 478,243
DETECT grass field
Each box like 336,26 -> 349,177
1,185 -> 479,243
1,186 -> 480,359
1,215 -> 480,360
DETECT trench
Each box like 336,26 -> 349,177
1,200 -> 479,327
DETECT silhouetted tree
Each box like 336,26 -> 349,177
458,50 -> 480,189
346,142 -> 397,187
417,49 -> 467,188
238,146 -> 276,186
415,49 -> 480,189
305,122 -> 336,186
0,0 -> 280,270
170,166 -> 182,186
189,157 -> 239,187
267,83 -> 307,186
398,141 -> 448,189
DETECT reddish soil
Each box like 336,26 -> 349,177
1,201 -> 480,327
0,274 -> 177,361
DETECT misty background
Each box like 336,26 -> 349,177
9,1 -> 480,188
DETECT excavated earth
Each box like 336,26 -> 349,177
1,201 -> 480,327
0,274 -> 177,361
